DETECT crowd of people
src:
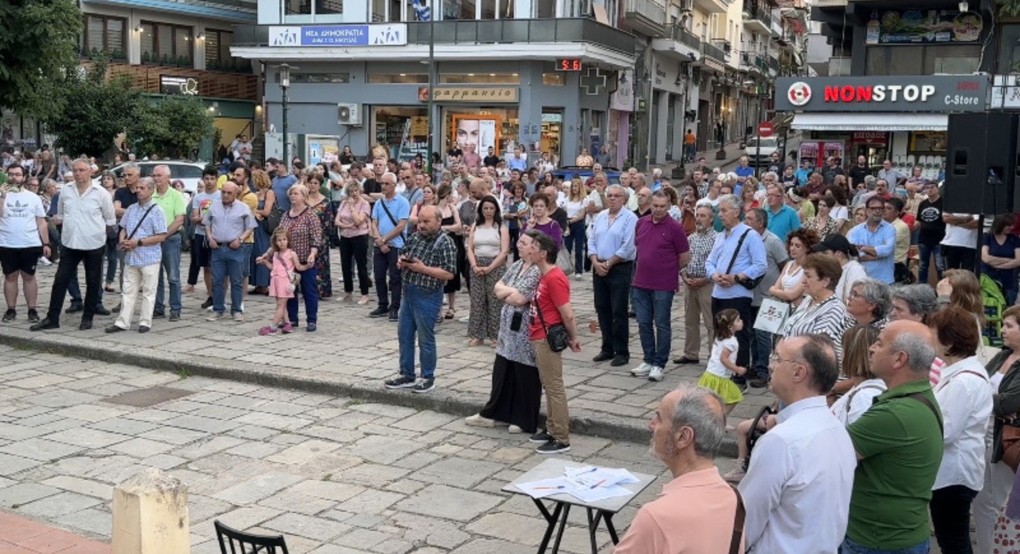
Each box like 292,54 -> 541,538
3,143 -> 1020,549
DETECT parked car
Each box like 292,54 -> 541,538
744,136 -> 779,167
95,161 -> 208,195
550,166 -> 622,185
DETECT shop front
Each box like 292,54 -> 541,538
775,75 -> 987,170
263,60 -> 618,167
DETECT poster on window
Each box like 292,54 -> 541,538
306,135 -> 340,166
865,9 -> 983,44
451,115 -> 500,157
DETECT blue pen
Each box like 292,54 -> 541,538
534,485 -> 566,490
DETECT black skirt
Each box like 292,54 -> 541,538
478,354 -> 542,433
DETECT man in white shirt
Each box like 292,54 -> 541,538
31,158 -> 115,331
940,212 -> 979,271
0,164 -> 52,323
739,333 -> 856,553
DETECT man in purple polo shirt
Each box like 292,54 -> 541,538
631,191 -> 691,381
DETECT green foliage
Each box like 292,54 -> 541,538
126,96 -> 213,159
1000,0 -> 1020,17
0,0 -> 82,119
42,59 -> 141,157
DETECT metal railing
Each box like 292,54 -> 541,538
743,2 -> 773,28
233,18 -> 636,54
622,0 -> 667,27
668,25 -> 702,50
701,41 -> 726,62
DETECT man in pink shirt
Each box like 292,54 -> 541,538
615,385 -> 743,553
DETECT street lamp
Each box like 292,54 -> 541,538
279,63 -> 292,169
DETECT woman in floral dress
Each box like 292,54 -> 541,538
305,173 -> 334,299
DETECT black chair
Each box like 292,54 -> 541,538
214,520 -> 290,554
742,404 -> 777,471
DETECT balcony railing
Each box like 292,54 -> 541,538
82,60 -> 258,101
622,0 -> 666,29
701,41 -> 727,62
233,18 -> 636,55
743,3 -> 773,28
668,26 -> 702,51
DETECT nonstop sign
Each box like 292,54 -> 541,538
774,75 -> 988,113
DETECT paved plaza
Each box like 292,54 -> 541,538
0,348 -> 739,553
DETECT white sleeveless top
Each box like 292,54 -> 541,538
473,224 -> 502,258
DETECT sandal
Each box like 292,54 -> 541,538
444,308 -> 455,320
467,338 -> 484,347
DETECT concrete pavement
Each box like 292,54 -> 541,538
0,250 -> 778,453
0,348 -> 741,553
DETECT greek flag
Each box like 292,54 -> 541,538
411,0 -> 431,21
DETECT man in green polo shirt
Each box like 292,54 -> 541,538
151,166 -> 188,321
843,320 -> 943,553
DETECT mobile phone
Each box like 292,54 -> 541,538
510,311 -> 523,332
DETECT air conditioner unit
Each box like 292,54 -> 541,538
338,103 -> 362,126
680,0 -> 694,12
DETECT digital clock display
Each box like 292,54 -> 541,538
556,58 -> 583,72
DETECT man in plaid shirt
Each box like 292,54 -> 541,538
384,205 -> 457,394
106,178 -> 167,334
675,205 -> 717,365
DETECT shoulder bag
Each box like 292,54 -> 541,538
125,203 -> 158,242
729,485 -> 745,554
377,199 -> 405,245
535,274 -> 569,353
727,230 -> 763,290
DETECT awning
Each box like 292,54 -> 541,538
790,113 -> 948,132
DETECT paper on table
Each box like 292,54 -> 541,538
570,484 -> 633,503
566,467 -> 640,489
516,477 -> 576,499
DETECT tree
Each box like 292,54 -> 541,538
0,0 -> 82,119
126,96 -> 213,159
41,59 -> 141,158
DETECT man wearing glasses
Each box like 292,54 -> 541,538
587,184 -> 637,367
847,196 -> 896,284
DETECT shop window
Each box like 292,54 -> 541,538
371,0 -> 405,21
439,73 -> 520,84
140,21 -> 193,66
205,30 -> 244,71
272,72 -> 351,83
286,0 -> 342,15
82,15 -> 126,59
542,73 -> 565,86
368,73 -> 429,83
866,45 -> 978,76
375,107 -> 429,161
285,0 -> 312,14
534,0 -> 555,17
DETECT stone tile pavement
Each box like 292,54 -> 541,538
0,248 -> 777,450
0,348 -> 741,553
0,510 -> 110,553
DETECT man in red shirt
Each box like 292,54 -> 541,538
631,192 -> 691,381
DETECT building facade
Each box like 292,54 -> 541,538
2,0 -> 259,160
232,1 -> 637,166
800,0 -> 993,171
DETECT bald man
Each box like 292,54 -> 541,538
383,204 -> 457,394
615,385 -> 740,553
843,320 -> 943,553
203,181 -> 256,322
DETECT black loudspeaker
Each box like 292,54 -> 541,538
944,113 -> 1020,214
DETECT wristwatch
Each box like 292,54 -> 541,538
137,239 -> 142,247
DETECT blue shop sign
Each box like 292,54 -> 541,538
269,24 -> 407,47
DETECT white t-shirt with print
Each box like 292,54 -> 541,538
0,190 -> 45,248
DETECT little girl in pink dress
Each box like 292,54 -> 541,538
256,228 -> 307,335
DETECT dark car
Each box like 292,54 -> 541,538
550,166 -> 622,185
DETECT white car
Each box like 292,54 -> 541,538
744,136 -> 779,167
96,161 -> 208,195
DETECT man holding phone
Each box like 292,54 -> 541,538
383,205 -> 457,394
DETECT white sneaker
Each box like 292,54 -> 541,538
648,366 -> 664,382
508,425 -> 524,434
464,413 -> 496,428
38,257 -> 52,266
239,301 -> 244,313
573,273 -> 583,281
630,362 -> 652,377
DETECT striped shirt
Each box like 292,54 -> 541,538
119,200 -> 167,267
685,228 -> 718,279
784,295 -> 852,361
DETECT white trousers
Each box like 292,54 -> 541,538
973,445 -> 1015,554
115,263 -> 160,330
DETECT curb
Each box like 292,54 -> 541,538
0,331 -> 740,458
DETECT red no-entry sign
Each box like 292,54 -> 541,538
758,121 -> 774,137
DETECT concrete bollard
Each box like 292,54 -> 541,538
112,468 -> 190,554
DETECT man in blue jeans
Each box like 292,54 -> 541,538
202,182 -> 255,322
150,165 -> 187,321
631,192 -> 690,382
383,206 -> 457,394
745,208 -> 789,387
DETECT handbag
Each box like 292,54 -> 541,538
753,297 -> 790,334
261,208 -> 282,234
726,230 -> 763,290
1002,422 -> 1020,472
535,275 -> 569,353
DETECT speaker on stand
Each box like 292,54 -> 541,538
943,112 -> 1020,215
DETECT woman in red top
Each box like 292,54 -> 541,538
526,229 -> 581,455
